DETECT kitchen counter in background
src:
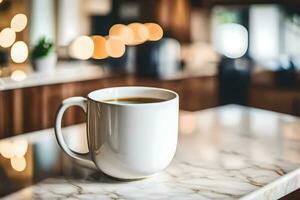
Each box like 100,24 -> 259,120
1,105 -> 300,199
249,70 -> 300,117
0,61 -> 217,91
0,62 -> 218,138
0,62 -> 111,91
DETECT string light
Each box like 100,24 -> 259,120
0,28 -> 16,48
105,36 -> 126,58
10,14 -> 28,32
11,156 -> 26,172
127,23 -> 149,45
69,36 -> 94,60
69,22 -> 163,60
109,24 -> 134,45
91,35 -> 108,59
11,41 -> 28,63
0,141 -> 14,159
12,140 -> 28,157
145,23 -> 163,41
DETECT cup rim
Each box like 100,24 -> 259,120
87,86 -> 179,106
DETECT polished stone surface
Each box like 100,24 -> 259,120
1,105 -> 300,199
0,61 -> 216,91
0,62 -> 109,91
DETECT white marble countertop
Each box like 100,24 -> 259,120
2,105 -> 300,199
0,62 -> 217,91
0,62 -> 111,91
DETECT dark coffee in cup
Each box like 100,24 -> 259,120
104,97 -> 165,104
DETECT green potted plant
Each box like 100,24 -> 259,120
31,37 -> 57,73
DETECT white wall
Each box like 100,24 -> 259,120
30,0 -> 55,46
57,0 -> 81,46
249,5 -> 281,64
284,20 -> 300,57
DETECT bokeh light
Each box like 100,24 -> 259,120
11,41 -> 28,63
215,23 -> 248,59
145,23 -> 163,41
11,70 -> 27,81
109,24 -> 134,45
91,35 -> 108,59
10,14 -> 28,32
127,23 -> 149,45
0,141 -> 14,159
0,28 -> 16,48
69,36 -> 94,60
105,36 -> 126,58
11,156 -> 26,172
12,140 -> 28,157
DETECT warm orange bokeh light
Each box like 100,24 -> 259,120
105,36 -> 126,58
145,23 -> 163,41
127,23 -> 149,45
91,35 -> 108,59
69,36 -> 94,60
109,24 -> 134,45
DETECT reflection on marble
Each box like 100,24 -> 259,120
2,105 -> 300,199
0,139 -> 29,173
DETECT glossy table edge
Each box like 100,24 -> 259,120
242,168 -> 300,200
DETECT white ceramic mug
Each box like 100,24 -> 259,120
54,86 -> 179,179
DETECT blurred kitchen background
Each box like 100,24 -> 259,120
1,0 -> 300,138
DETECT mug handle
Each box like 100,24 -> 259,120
54,97 -> 94,167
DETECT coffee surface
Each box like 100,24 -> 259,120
105,97 -> 165,104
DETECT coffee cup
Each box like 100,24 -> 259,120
54,86 -> 179,179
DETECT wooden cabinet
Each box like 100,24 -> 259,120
249,71 -> 300,116
0,75 -> 218,138
249,86 -> 300,116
